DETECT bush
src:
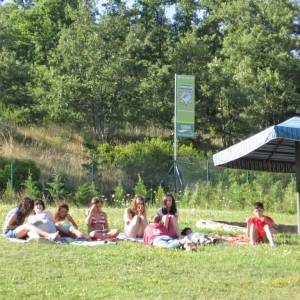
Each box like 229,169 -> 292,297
114,183 -> 125,207
22,171 -> 41,198
0,180 -> 18,203
154,185 -> 165,206
0,156 -> 40,191
47,174 -> 66,202
93,138 -> 202,193
74,182 -> 98,206
134,175 -> 147,199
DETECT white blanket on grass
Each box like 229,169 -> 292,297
1,235 -> 116,246
117,233 -> 143,243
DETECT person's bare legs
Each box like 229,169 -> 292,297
246,218 -> 251,239
107,229 -> 119,238
56,224 -> 76,238
125,215 -> 145,238
15,224 -> 59,240
263,225 -> 276,247
249,224 -> 259,245
69,226 -> 89,239
136,216 -> 148,237
89,229 -> 119,240
163,215 -> 180,238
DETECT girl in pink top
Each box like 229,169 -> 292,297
86,197 -> 119,240
157,193 -> 180,238
144,215 -> 196,250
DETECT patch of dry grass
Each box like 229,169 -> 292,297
0,123 -> 89,188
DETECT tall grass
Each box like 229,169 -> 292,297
0,124 -> 87,189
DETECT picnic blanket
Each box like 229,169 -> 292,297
117,233 -> 144,243
215,235 -> 249,245
1,235 -> 116,246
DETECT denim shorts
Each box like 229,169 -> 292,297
3,228 -> 18,238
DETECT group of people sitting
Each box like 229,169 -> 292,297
2,192 -> 276,249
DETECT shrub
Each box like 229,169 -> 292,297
74,182 -> 98,206
22,171 -> 41,198
1,180 -> 18,203
134,175 -> 147,199
114,183 -> 125,207
154,185 -> 165,206
0,156 -> 40,191
47,174 -> 66,202
93,138 -> 202,192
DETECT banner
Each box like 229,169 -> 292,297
175,74 -> 195,138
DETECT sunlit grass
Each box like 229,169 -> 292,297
1,205 -> 300,299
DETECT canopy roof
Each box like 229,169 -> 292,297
213,117 -> 300,173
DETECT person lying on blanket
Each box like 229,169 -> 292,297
246,201 -> 276,247
54,203 -> 88,240
3,197 -> 59,241
180,227 -> 217,245
124,195 -> 148,238
86,197 -> 119,240
143,215 -> 196,251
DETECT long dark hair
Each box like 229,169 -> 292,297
17,197 -> 34,224
161,193 -> 177,215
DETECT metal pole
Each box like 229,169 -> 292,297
10,161 -> 13,187
174,74 -> 178,192
295,141 -> 300,234
206,159 -> 209,182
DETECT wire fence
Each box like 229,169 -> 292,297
2,156 -> 296,212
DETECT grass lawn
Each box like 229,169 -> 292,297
0,205 -> 300,300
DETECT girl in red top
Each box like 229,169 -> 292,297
246,202 -> 276,247
86,197 -> 119,240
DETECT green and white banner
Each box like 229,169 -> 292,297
175,74 -> 195,138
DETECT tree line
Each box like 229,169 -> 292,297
1,0 -> 300,149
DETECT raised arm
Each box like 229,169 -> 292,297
85,206 -> 95,225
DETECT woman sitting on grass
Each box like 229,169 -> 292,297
157,193 -> 180,238
86,197 -> 119,240
54,203 -> 87,239
246,201 -> 276,247
28,199 -> 57,234
3,197 -> 59,241
124,195 -> 148,238
143,215 -> 196,251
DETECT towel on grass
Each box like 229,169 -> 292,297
1,235 -> 116,246
117,232 -> 144,243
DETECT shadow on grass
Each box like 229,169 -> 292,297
215,220 -> 297,233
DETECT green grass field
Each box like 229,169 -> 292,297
0,205 -> 300,300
